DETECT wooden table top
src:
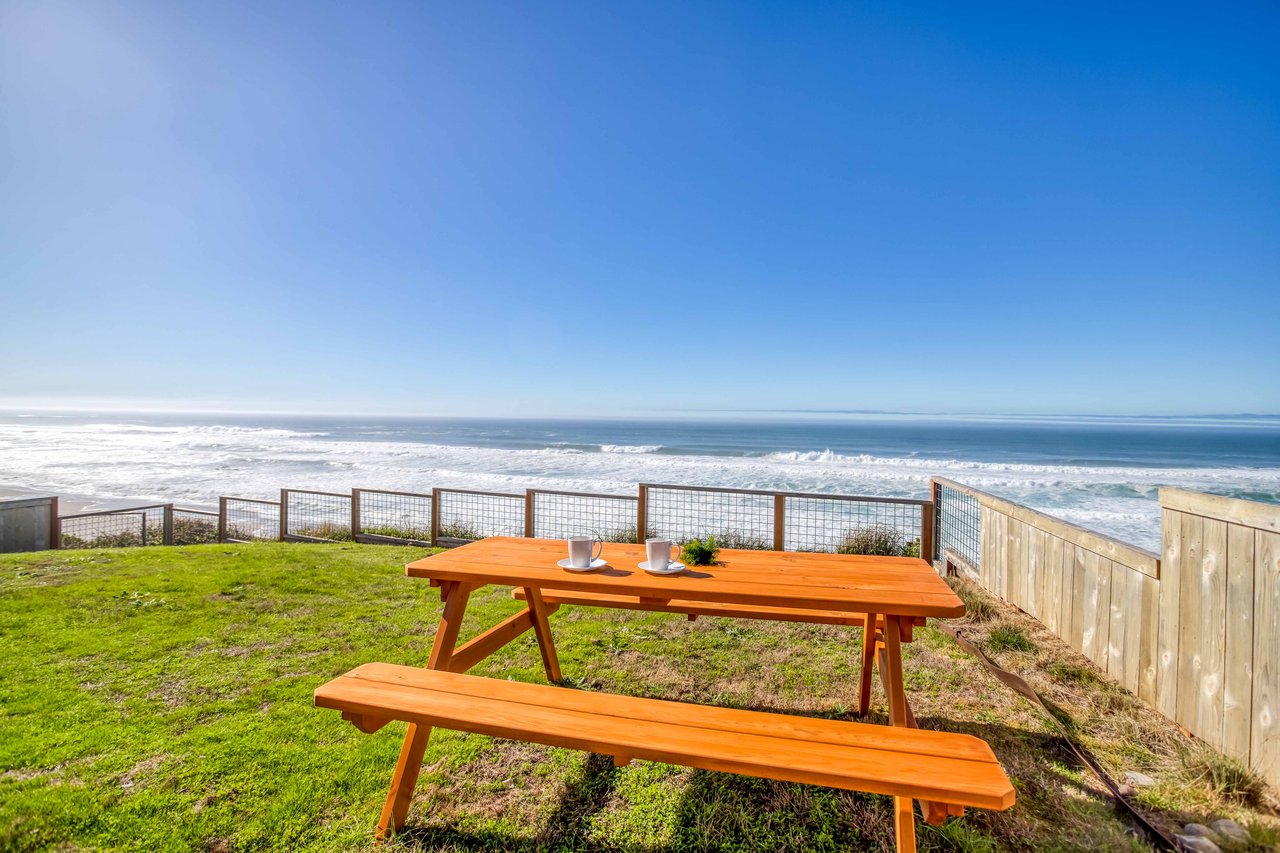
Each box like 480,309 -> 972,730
406,537 -> 964,618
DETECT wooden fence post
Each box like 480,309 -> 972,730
279,489 -> 288,542
351,489 -> 361,542
920,501 -> 935,567
218,497 -> 227,543
524,490 -> 535,538
637,484 -> 648,542
163,504 -> 174,546
773,494 -> 786,551
430,488 -> 441,547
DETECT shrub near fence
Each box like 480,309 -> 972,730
219,497 -> 280,542
352,488 -> 433,545
281,489 -> 352,542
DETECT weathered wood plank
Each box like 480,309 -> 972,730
1069,545 -> 1088,654
1137,572 -> 1160,704
1161,488 -> 1280,533
1223,523 -> 1255,759
1253,530 -> 1280,790
1058,534 -> 1076,648
1176,513 -> 1205,735
1042,533 -> 1063,633
1107,562 -> 1142,694
1079,549 -> 1111,669
1195,518 -> 1228,749
1025,526 -> 1042,619
1156,508 -> 1183,718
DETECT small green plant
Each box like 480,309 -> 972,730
902,537 -> 922,558
836,524 -> 905,556
360,525 -> 432,542
609,524 -> 657,544
983,624 -> 1038,655
437,521 -> 483,541
713,529 -> 771,550
292,523 -> 354,542
681,536 -> 720,566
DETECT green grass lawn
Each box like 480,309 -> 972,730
2,543 -> 1276,852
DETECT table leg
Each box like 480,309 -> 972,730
524,587 -> 562,683
882,615 -> 908,727
894,796 -> 918,853
858,612 -> 878,716
376,582 -> 473,839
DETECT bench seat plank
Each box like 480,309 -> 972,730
315,663 -> 1015,811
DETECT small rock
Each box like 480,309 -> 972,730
1116,783 -> 1135,797
1185,824 -> 1224,844
1175,834 -> 1223,853
1208,819 -> 1250,846
1123,770 -> 1155,787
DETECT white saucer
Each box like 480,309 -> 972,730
639,560 -> 687,575
557,557 -> 607,572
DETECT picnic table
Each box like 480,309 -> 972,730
367,538 -> 969,829
313,536 -> 1013,850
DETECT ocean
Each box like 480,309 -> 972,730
2,411 -> 1279,553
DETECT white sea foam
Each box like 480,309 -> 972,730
1,421 -> 1277,553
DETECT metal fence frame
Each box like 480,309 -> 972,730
49,481 -> 943,558
352,487 -> 434,546
527,488 -> 640,542
58,504 -> 173,548
639,483 -> 933,556
220,496 -> 281,542
280,488 -> 353,542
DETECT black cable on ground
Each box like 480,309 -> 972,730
936,622 -> 1182,852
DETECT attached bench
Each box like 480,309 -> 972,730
315,663 -> 1015,853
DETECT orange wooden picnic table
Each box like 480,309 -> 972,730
376,536 -> 966,836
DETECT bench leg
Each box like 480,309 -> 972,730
524,587 -> 562,683
858,612 -> 878,716
376,582 -> 472,839
894,796 -> 917,853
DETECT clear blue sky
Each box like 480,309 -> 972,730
2,0 -> 1277,417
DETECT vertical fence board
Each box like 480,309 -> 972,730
1058,534 -> 1076,645
1138,572 -> 1160,704
1223,522 -> 1256,759
1157,508 -> 1183,718
1253,530 -> 1280,787
1042,534 -> 1063,633
1177,513 -> 1205,735
1078,551 -> 1111,669
1108,562 -> 1140,693
1024,526 -> 1041,618
1068,545 -> 1088,654
1196,518 -> 1228,749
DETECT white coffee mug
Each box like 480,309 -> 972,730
645,537 -> 679,571
567,535 -> 604,568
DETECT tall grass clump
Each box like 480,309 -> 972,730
836,524 -> 912,556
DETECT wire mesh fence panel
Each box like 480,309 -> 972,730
222,498 -> 280,541
172,508 -> 220,545
435,489 -> 525,541
935,480 -> 982,570
783,495 -> 924,554
643,485 -> 774,548
59,505 -> 169,548
530,490 -> 640,542
354,489 -> 433,544
283,490 -> 353,541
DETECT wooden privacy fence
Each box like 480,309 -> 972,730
931,477 -> 1280,789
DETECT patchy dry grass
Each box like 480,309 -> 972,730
1,546 -> 1277,851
